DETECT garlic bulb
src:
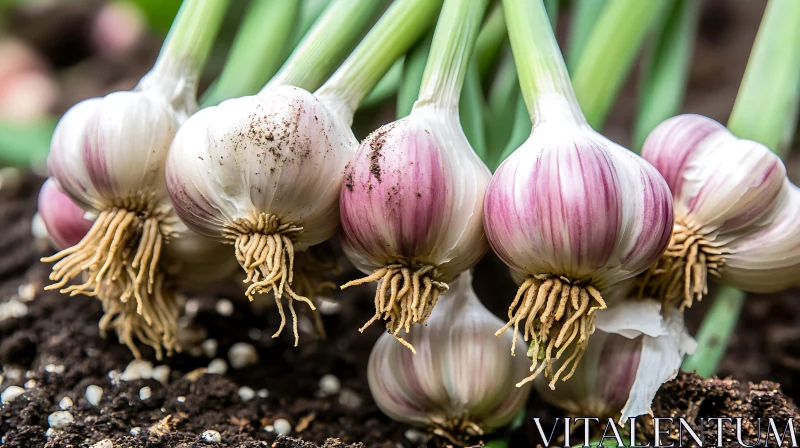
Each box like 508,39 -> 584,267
484,0 -> 673,387
41,0 -> 229,358
535,299 -> 695,422
340,0 -> 490,352
640,114 -> 790,308
38,178 -> 93,251
166,0 -> 442,345
368,272 -> 531,445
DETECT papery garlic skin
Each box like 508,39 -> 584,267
722,181 -> 800,293
485,113 -> 673,387
640,114 -> 789,308
368,272 -> 530,443
535,299 -> 695,423
38,178 -> 93,251
166,85 -> 356,344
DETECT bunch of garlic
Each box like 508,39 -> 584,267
484,0 -> 673,387
166,0 -> 442,346
639,114 -> 796,308
340,0 -> 490,352
368,272 -> 531,445
534,297 -> 695,422
41,0 -> 230,358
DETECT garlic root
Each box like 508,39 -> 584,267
42,206 -> 177,359
343,264 -> 448,354
230,213 -> 315,346
98,272 -> 180,360
496,275 -> 606,389
639,218 -> 727,310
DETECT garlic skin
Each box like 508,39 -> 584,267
166,85 -> 356,344
485,112 -> 673,387
37,178 -> 93,251
640,114 -> 789,308
368,272 -> 530,444
535,299 -> 695,423
721,180 -> 800,293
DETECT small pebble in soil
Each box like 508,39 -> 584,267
228,342 -> 258,369
30,212 -> 48,241
45,364 -> 65,374
0,299 -> 28,321
121,360 -> 153,381
201,430 -> 222,443
338,388 -> 363,410
319,374 -> 341,396
202,339 -> 218,358
47,410 -> 74,429
185,298 -> 201,315
207,358 -> 228,375
238,386 -> 255,401
152,365 -> 170,385
90,440 -> 113,448
405,429 -> 428,443
23,379 -> 36,389
17,283 -> 36,301
130,427 -> 141,436
45,428 -> 56,438
139,386 -> 152,401
1,385 -> 25,403
273,419 -> 292,435
317,297 -> 341,315
248,328 -> 262,341
85,385 -> 103,406
107,369 -> 121,386
215,298 -> 234,316
257,388 -> 269,398
177,396 -> 186,403
59,396 -> 73,410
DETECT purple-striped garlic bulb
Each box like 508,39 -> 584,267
485,0 -> 673,388
535,298 -> 695,422
339,0 -> 490,352
368,272 -> 531,445
640,114 -> 791,308
41,0 -> 229,358
485,123 -> 673,387
38,178 -> 93,250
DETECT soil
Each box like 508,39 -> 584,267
3,0 -> 800,447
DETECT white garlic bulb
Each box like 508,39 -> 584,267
368,272 -> 530,445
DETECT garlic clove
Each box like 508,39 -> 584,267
38,178 -> 94,251
721,181 -> 800,293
